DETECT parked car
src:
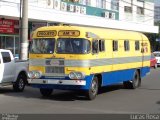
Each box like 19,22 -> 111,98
150,53 -> 157,69
0,49 -> 28,92
153,51 -> 160,67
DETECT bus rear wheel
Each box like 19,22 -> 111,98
123,70 -> 141,89
40,88 -> 53,97
86,76 -> 98,100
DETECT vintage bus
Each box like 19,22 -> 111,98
28,25 -> 151,100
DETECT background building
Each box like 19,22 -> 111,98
0,0 -> 158,57
154,0 -> 160,5
154,0 -> 160,22
119,0 -> 154,25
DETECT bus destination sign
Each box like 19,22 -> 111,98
37,31 -> 57,37
58,30 -> 80,37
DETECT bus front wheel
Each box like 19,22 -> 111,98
86,76 -> 98,100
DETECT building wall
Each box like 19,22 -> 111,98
154,6 -> 160,22
31,0 -> 154,26
0,0 -> 158,58
0,0 -> 158,33
154,0 -> 160,22
119,0 -> 154,25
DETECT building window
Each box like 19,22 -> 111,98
111,0 -> 119,11
0,36 -> 20,58
135,41 -> 140,51
109,12 -> 116,19
78,0 -> 84,5
124,40 -> 130,51
124,6 -> 132,13
79,0 -> 91,6
113,40 -> 118,51
5,36 -> 14,54
96,0 -> 102,8
137,7 -> 144,15
137,0 -> 144,2
85,0 -> 91,6
102,0 -> 106,9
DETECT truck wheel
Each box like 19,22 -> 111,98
123,70 -> 141,89
13,74 -> 26,92
40,88 -> 53,97
86,76 -> 98,100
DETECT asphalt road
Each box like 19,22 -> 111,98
0,68 -> 160,114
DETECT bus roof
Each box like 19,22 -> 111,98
33,25 -> 148,40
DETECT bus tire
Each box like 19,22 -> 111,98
13,74 -> 26,92
123,70 -> 141,89
86,76 -> 98,100
40,88 -> 53,97
123,81 -> 132,89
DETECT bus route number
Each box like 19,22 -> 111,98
37,31 -> 56,37
58,30 -> 80,37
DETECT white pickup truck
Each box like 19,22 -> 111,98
0,49 -> 28,92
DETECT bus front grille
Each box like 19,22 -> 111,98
45,66 -> 64,74
45,66 -> 65,77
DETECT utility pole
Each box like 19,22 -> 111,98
20,0 -> 28,60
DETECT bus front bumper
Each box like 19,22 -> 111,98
28,79 -> 86,86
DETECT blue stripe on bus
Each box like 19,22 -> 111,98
31,67 -> 150,90
101,67 -> 150,86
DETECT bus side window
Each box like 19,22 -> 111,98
99,40 -> 105,52
92,40 -> 99,54
113,40 -> 118,51
135,41 -> 140,51
124,40 -> 130,51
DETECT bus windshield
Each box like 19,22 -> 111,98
30,38 -> 55,54
56,38 -> 90,54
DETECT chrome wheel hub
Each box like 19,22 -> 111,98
91,80 -> 97,95
19,79 -> 24,89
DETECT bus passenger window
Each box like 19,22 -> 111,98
113,40 -> 118,51
135,41 -> 140,51
124,40 -> 130,51
92,40 -> 99,54
99,40 -> 105,52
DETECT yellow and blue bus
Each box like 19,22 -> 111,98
28,25 -> 151,100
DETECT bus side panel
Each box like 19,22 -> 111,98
102,66 -> 150,86
30,67 -> 150,90
140,67 -> 150,78
102,69 -> 135,86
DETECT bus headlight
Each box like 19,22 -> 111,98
69,72 -> 85,80
28,71 -> 35,78
28,71 -> 42,79
34,71 -> 42,78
